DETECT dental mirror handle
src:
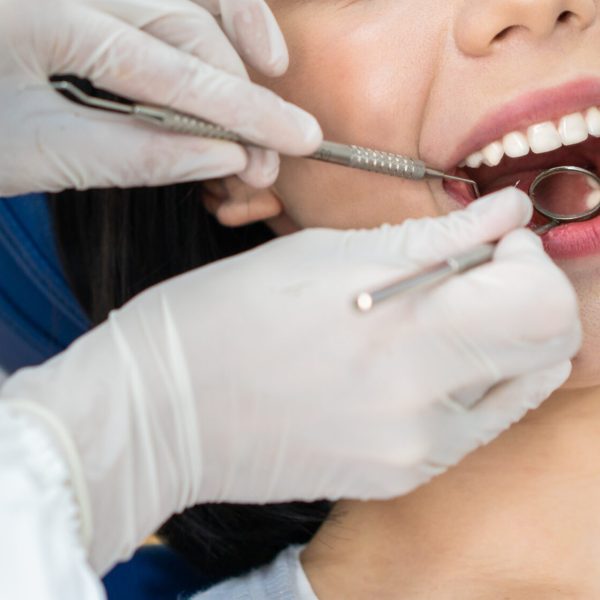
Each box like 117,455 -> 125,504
355,244 -> 495,312
356,221 -> 559,312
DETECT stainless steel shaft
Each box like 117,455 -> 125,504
132,112 -> 430,180
355,222 -> 559,312
132,105 -> 250,143
51,81 -> 456,184
355,244 -> 496,312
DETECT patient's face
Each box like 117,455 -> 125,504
254,0 -> 600,388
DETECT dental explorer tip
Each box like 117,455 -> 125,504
425,168 -> 474,186
425,169 -> 480,197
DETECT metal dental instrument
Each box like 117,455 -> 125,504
50,80 -> 479,194
356,165 -> 600,312
57,79 -> 592,314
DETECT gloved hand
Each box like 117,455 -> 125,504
0,0 -> 321,195
1,189 -> 581,575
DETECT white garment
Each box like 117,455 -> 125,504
0,367 -> 6,387
0,392 -> 316,600
0,402 -> 105,600
191,545 -> 318,600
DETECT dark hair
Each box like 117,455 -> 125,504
49,184 -> 332,579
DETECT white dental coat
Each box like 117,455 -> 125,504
0,402 -> 105,599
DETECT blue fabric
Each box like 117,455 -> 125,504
0,194 -> 214,599
104,546 -> 215,600
0,194 -> 89,372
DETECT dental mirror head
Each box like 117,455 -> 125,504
529,165 -> 600,224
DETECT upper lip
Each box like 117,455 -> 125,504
446,77 -> 600,170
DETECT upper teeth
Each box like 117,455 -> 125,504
462,107 -> 600,169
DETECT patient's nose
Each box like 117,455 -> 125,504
455,0 -> 597,56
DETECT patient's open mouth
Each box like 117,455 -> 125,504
444,98 -> 600,260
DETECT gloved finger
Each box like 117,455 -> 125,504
92,0 -> 248,78
467,361 -> 572,440
237,148 -> 280,188
423,361 -> 572,475
217,0 -> 290,76
143,10 -> 248,78
419,231 -> 581,388
440,354 -> 569,411
491,228 -> 582,344
339,188 -> 532,268
30,109 -> 248,191
493,226 -> 545,260
350,358 -> 570,498
63,6 -> 322,155
181,0 -> 289,76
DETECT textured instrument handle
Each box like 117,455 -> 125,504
311,141 -> 426,180
349,145 -> 427,180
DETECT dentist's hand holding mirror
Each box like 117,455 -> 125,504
359,166 -> 600,308
3,189 -> 581,579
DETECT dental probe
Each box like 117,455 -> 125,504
50,80 -> 479,193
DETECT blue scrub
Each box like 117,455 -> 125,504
0,194 -> 88,370
0,194 -> 213,599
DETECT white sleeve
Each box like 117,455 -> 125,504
0,402 -> 106,600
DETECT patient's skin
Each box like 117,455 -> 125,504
219,0 -> 600,596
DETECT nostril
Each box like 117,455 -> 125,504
492,24 -> 534,44
558,10 -> 574,23
492,25 -> 515,43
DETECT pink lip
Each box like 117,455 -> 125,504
542,218 -> 600,260
446,77 -> 600,170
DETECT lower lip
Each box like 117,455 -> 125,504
443,179 -> 600,260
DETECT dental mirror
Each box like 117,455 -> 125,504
530,165 -> 600,233
356,164 -> 600,312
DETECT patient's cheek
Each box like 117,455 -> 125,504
250,4 -> 442,228
262,4 -> 434,149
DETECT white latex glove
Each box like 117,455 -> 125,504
1,189 -> 581,576
0,0 -> 321,195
